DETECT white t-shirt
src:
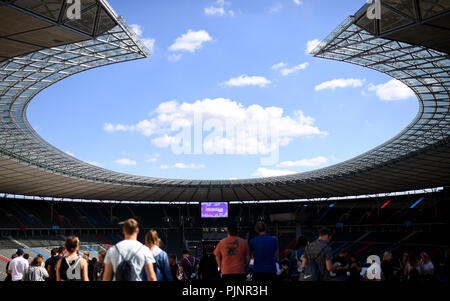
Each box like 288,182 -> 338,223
104,240 -> 155,281
366,262 -> 382,280
9,256 -> 29,281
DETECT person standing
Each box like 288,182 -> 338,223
178,249 -> 199,281
289,236 -> 308,281
420,252 -> 435,281
250,221 -> 278,281
7,249 -> 29,281
349,256 -> 362,281
334,249 -> 350,281
214,223 -> 249,281
169,254 -> 178,281
23,255 -> 49,281
47,246 -> 65,281
4,254 -> 18,282
94,250 -> 106,281
381,251 -> 396,282
143,229 -> 173,281
301,228 -> 334,281
56,236 -> 89,281
199,245 -> 220,280
102,218 -> 156,281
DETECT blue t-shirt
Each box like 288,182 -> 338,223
250,234 -> 278,273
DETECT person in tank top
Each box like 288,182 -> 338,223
56,236 -> 89,281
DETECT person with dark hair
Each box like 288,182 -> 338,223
56,236 -> 89,281
94,250 -> 106,281
178,249 -> 199,281
23,255 -> 49,281
103,218 -> 156,281
7,248 -> 29,281
396,252 -> 409,281
278,250 -> 291,281
47,246 -> 65,281
250,221 -> 278,281
214,223 -> 249,281
289,236 -> 308,281
88,257 -> 97,281
44,248 -> 57,280
334,249 -> 350,281
23,253 -> 30,261
143,229 -> 173,281
349,256 -> 362,281
301,228 -> 334,281
199,245 -> 220,280
404,253 -> 422,281
169,254 -> 178,281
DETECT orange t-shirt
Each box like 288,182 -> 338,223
214,236 -> 249,275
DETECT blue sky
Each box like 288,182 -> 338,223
27,0 -> 418,180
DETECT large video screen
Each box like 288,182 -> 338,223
201,202 -> 228,218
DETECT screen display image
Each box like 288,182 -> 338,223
201,202 -> 228,218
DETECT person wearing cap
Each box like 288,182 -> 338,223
7,248 -> 29,281
366,255 -> 382,281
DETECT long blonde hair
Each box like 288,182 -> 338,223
145,229 -> 161,248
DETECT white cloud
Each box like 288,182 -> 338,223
252,168 -> 297,178
160,163 -> 205,169
270,2 -> 283,14
293,0 -> 303,5
174,163 -> 205,169
279,62 -> 309,76
204,0 -> 234,16
277,156 -> 328,167
271,62 -> 287,70
169,30 -> 212,53
105,98 -> 326,156
115,158 -> 137,166
145,154 -> 160,163
151,134 -> 181,148
368,79 -> 415,101
315,78 -> 365,91
130,24 -> 155,53
222,75 -> 272,87
104,120 -> 158,137
306,39 -> 321,54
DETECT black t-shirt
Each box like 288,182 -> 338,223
334,255 -> 350,277
381,260 -> 396,281
48,255 -> 63,280
198,253 -> 220,280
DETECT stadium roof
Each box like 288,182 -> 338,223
0,0 -> 449,202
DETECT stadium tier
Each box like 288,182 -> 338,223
0,0 -> 449,286
0,0 -> 449,202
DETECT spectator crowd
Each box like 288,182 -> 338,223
4,218 -> 449,282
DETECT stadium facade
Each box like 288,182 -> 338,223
0,0 -> 449,202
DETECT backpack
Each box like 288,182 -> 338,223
183,256 -> 198,280
65,256 -> 82,281
114,244 -> 144,281
300,245 -> 327,281
24,267 -> 42,281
